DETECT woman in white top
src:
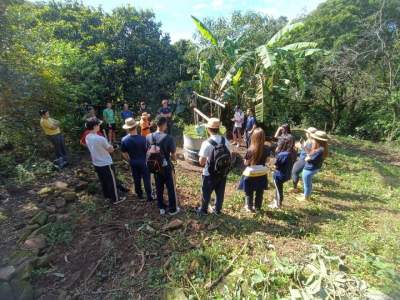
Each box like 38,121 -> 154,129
231,105 -> 244,148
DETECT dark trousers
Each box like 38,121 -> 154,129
245,189 -> 264,209
94,164 -> 119,203
245,130 -> 251,148
273,173 -> 285,206
131,161 -> 152,200
292,159 -> 306,188
201,175 -> 227,213
154,165 -> 177,212
48,134 -> 67,163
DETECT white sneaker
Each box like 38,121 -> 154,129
159,209 -> 166,216
168,207 -> 181,216
268,200 -> 280,209
113,197 -> 127,205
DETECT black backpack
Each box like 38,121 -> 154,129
146,134 -> 166,174
207,137 -> 232,177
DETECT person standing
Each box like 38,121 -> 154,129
85,117 -> 122,204
39,109 -> 68,168
244,108 -> 257,148
196,118 -> 232,216
239,128 -> 270,212
121,103 -> 134,121
291,127 -> 317,192
146,116 -> 179,216
138,101 -> 149,115
103,102 -> 116,144
158,99 -> 173,134
297,131 -> 329,201
269,137 -> 295,209
232,105 -> 244,148
120,118 -> 153,201
140,112 -> 151,137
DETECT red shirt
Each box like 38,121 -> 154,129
80,130 -> 104,145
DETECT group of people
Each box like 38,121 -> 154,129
39,101 -> 329,217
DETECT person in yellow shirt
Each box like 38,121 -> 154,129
39,109 -> 68,168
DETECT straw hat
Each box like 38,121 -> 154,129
311,130 -> 329,141
304,127 -> 317,134
205,118 -> 221,129
122,118 -> 138,130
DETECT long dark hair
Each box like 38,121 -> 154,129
311,139 -> 329,158
276,136 -> 293,153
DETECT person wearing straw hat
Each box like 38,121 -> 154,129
85,117 -> 124,204
291,127 -> 318,192
297,130 -> 329,201
140,112 -> 151,137
121,118 -> 153,202
196,118 -> 232,216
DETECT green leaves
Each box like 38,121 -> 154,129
191,15 -> 218,46
267,22 -> 304,47
255,45 -> 275,70
219,50 -> 253,92
280,42 -> 318,51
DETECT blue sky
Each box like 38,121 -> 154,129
40,0 -> 326,42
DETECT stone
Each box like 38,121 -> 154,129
56,214 -> 70,222
46,205 -> 57,214
24,235 -> 46,251
29,211 -> 48,226
37,187 -> 52,197
162,219 -> 184,231
74,181 -> 88,192
62,191 -> 78,203
28,223 -> 51,238
55,198 -> 66,209
14,260 -> 33,281
0,265 -> 16,281
34,255 -> 50,268
54,181 -> 68,190
14,223 -> 26,231
19,224 -> 40,242
0,282 -> 14,299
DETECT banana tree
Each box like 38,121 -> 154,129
217,22 -> 323,124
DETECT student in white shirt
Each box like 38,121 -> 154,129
196,118 -> 231,216
231,105 -> 244,148
85,117 -> 121,204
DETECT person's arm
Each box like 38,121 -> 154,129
198,141 -> 208,166
102,138 -> 114,153
274,126 -> 283,138
122,152 -> 129,161
305,149 -> 322,162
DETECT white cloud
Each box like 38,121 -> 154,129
257,7 -> 279,17
169,31 -> 194,43
211,0 -> 224,9
193,2 -> 208,11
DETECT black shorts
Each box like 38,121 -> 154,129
106,123 -> 116,131
233,126 -> 242,135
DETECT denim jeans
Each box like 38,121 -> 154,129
131,161 -> 152,200
302,168 -> 320,197
154,165 -> 177,212
48,134 -> 67,164
201,175 -> 227,213
292,159 -> 306,188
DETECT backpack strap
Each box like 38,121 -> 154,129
150,134 -> 157,146
208,138 -> 218,147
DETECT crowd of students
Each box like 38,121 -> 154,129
39,101 -> 329,216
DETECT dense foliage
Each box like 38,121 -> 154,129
187,0 -> 400,140
0,0 -> 184,154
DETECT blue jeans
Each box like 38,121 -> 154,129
131,161 -> 152,200
302,169 -> 320,197
154,165 -> 177,212
201,175 -> 227,213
